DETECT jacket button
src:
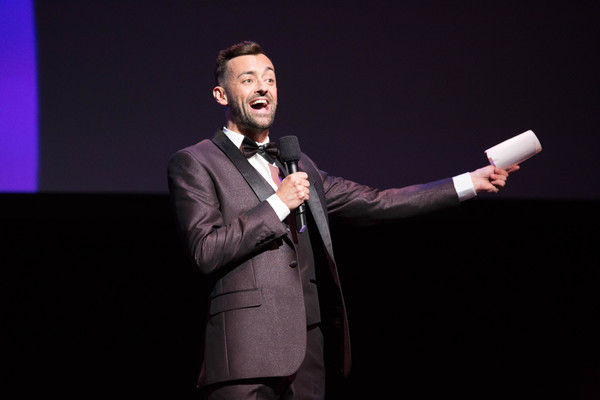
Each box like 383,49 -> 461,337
289,260 -> 298,268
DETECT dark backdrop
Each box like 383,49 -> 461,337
3,194 -> 599,398
35,1 -> 600,199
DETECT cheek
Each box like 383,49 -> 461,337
226,85 -> 248,101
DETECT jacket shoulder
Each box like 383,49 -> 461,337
168,138 -> 223,165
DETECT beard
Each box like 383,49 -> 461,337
228,96 -> 277,132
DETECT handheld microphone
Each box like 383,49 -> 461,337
278,135 -> 307,233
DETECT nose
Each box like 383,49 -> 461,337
255,80 -> 268,95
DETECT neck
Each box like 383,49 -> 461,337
225,121 -> 269,143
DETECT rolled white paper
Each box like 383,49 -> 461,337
485,130 -> 542,169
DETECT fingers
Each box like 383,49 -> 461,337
495,164 -> 520,176
493,167 -> 509,177
473,164 -> 519,193
277,172 -> 310,209
489,179 -> 505,190
489,166 -> 513,190
490,175 -> 506,189
289,172 -> 310,200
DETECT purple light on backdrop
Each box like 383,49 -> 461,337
0,0 -> 37,192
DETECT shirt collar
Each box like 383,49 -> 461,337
222,127 -> 271,148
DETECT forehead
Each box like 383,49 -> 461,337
226,54 -> 275,77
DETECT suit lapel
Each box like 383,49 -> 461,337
299,161 -> 336,264
212,129 -> 335,262
276,149 -> 335,262
212,130 -> 294,249
211,130 -> 275,203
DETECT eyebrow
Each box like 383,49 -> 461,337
236,67 -> 275,79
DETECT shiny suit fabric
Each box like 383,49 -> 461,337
167,130 -> 460,387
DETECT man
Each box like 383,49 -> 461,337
167,41 -> 518,399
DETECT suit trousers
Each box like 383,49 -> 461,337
203,324 -> 326,400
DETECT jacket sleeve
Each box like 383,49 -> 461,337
304,157 -> 460,226
167,148 -> 288,275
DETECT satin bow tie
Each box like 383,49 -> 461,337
241,137 -> 278,163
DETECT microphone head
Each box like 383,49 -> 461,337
278,135 -> 301,163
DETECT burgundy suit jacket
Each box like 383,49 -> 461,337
167,130 -> 460,387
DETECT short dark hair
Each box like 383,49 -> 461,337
214,41 -> 266,86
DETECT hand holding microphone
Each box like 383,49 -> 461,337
277,135 -> 308,233
277,172 -> 310,209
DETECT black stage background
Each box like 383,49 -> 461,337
33,1 -> 600,200
3,194 -> 599,398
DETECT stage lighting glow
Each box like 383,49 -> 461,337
0,0 -> 37,192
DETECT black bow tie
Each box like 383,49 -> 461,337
241,137 -> 278,163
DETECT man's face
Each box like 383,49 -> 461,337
217,54 -> 277,135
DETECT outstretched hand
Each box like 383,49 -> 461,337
470,164 -> 520,193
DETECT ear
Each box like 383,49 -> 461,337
213,86 -> 228,106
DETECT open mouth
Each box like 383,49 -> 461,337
249,98 -> 269,110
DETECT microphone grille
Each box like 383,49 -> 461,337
278,135 -> 301,162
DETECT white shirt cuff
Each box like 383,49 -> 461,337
266,194 -> 291,221
453,172 -> 477,202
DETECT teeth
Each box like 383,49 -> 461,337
250,99 -> 268,105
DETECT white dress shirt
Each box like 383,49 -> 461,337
223,128 -> 291,221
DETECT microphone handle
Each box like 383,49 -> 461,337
285,161 -> 307,233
